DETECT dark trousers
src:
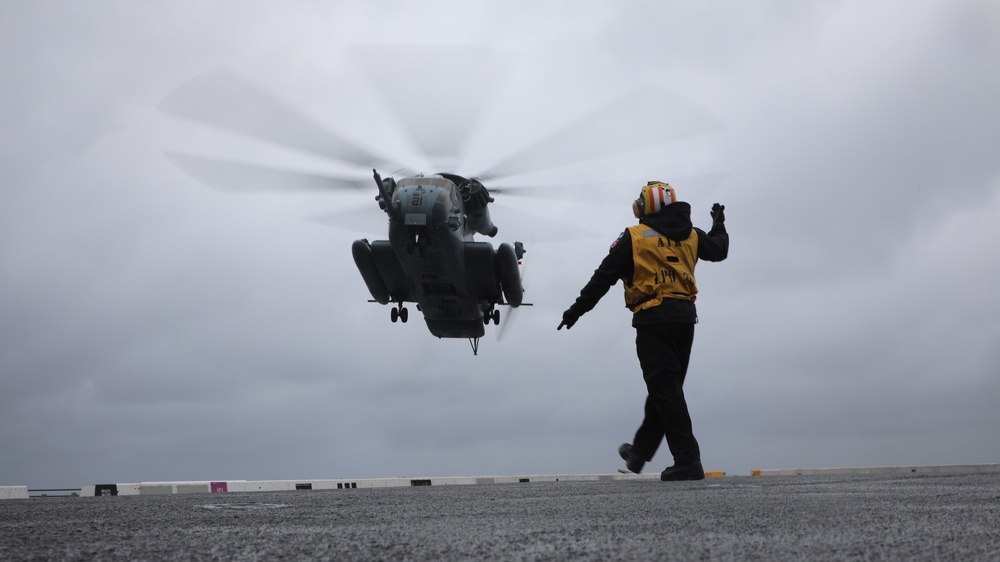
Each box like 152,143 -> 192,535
631,322 -> 701,466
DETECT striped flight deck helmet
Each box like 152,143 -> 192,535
632,181 -> 676,218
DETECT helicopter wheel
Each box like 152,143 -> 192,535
492,309 -> 500,325
400,307 -> 408,323
390,307 -> 399,323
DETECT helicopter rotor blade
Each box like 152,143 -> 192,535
308,205 -> 387,236
497,259 -> 526,342
489,181 -> 639,205
488,172 -> 731,203
348,44 -> 514,171
496,304 -> 519,342
163,152 -> 372,193
473,85 -> 727,181
486,203 -> 604,243
158,66 -> 392,168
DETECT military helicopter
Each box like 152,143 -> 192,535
352,169 -> 527,354
156,45 -> 729,354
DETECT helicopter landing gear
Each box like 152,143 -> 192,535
391,303 -> 409,323
483,308 -> 500,325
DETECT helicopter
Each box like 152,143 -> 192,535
156,45 -> 730,354
352,169 -> 527,354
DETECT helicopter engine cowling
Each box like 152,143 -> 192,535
462,178 -> 498,237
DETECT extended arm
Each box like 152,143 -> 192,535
558,233 -> 633,330
697,203 -> 729,262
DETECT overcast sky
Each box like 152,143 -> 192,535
2,1 -> 999,488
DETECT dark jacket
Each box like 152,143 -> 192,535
567,202 -> 728,326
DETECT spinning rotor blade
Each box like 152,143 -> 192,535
164,152 -> 371,192
475,85 -> 727,181
489,172 -> 731,203
159,66 -> 388,167
496,304 -> 519,342
158,46 -> 732,247
487,204 -> 603,243
309,206 -> 387,235
490,181 -> 637,204
497,258 -> 526,342
349,44 -> 514,170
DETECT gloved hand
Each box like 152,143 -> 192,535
558,309 -> 580,330
711,203 -> 726,225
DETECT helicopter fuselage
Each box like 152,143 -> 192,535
352,173 -> 523,340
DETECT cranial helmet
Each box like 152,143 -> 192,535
632,181 -> 676,218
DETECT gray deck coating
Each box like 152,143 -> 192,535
3,472 -> 999,560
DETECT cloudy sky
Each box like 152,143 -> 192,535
2,1 -> 999,488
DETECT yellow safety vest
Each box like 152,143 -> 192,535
624,224 -> 699,312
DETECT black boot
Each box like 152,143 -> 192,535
617,443 -> 645,474
660,461 -> 705,481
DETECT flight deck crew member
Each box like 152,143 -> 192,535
557,182 -> 728,481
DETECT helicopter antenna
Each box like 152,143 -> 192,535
469,338 -> 480,355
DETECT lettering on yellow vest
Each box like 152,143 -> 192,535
624,225 -> 699,312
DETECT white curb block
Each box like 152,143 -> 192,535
0,486 -> 29,500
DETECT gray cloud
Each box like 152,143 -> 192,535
2,1 -> 999,487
